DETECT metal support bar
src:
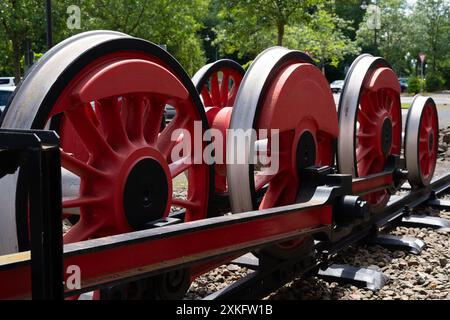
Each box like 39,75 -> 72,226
45,0 -> 53,49
0,129 -> 63,300
317,264 -> 389,291
370,234 -> 425,255
401,214 -> 450,230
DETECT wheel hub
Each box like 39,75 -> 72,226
79,146 -> 172,237
295,131 -> 316,177
123,157 -> 169,229
381,117 -> 393,156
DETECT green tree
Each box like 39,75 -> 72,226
407,0 -> 450,75
0,0 -> 44,82
214,0 -> 317,58
51,0 -> 209,75
286,3 -> 360,75
356,0 -> 410,75
334,0 -> 366,40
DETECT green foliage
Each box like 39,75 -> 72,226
0,0 -> 209,77
242,60 -> 253,71
356,0 -> 410,74
285,2 -> 360,73
20,52 -> 43,70
425,72 -> 444,92
440,58 -> 450,89
408,0 -> 450,74
334,0 -> 365,40
215,0 -> 359,74
51,0 -> 209,75
407,76 -> 422,94
0,0 -> 45,80
214,0 -> 318,58
0,0 -> 448,82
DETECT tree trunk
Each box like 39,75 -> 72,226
12,38 -> 21,84
277,22 -> 284,46
321,57 -> 326,76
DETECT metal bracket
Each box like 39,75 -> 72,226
231,253 -> 259,270
426,199 -> 450,211
317,264 -> 389,291
401,214 -> 450,229
0,129 -> 63,300
370,234 -> 425,255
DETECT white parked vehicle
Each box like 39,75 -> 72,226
0,77 -> 15,87
330,80 -> 344,93
0,86 -> 15,113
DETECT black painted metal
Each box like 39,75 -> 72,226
370,234 -> 425,255
204,253 -> 317,300
317,264 -> 389,291
401,215 -> 450,230
0,129 -> 63,300
46,0 -> 53,49
427,198 -> 450,211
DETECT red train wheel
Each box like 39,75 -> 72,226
227,47 -> 338,259
0,32 -> 211,298
192,60 -> 245,195
192,59 -> 244,110
405,95 -> 439,187
338,54 -> 401,211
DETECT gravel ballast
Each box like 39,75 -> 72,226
187,128 -> 450,300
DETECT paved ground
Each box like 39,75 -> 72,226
401,93 -> 450,106
333,93 -> 450,129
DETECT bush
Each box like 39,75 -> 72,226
425,72 -> 445,92
407,77 -> 421,94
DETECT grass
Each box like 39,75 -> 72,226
401,103 -> 410,109
173,174 -> 188,189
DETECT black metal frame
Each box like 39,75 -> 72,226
0,129 -> 63,300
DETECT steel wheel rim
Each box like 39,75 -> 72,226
227,47 -> 315,214
227,47 -> 337,256
405,95 -> 438,187
337,54 -> 401,209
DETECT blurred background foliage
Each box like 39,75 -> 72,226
0,0 -> 448,90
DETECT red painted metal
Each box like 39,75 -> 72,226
46,52 -> 210,242
201,67 -> 243,109
256,63 -> 338,209
356,67 -> 401,207
202,67 -> 243,194
0,204 -> 332,300
255,62 -> 338,250
352,171 -> 394,195
418,101 -> 438,181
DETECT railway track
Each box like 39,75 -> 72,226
184,172 -> 450,300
